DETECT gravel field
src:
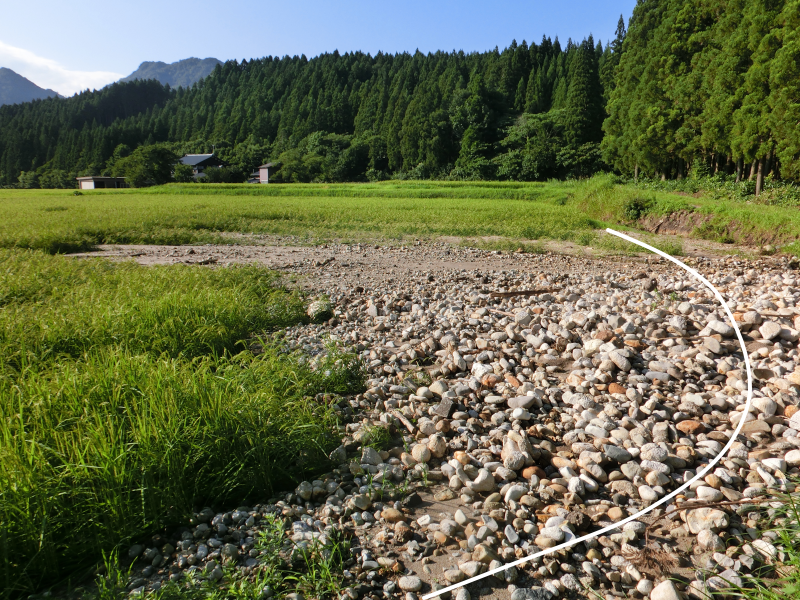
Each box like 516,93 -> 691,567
89,240 -> 800,600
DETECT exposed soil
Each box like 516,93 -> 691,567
639,209 -> 793,248
639,211 -> 714,237
67,230 -> 761,293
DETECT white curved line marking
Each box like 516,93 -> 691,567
422,228 -> 754,599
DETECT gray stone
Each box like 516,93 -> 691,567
398,576 -> 423,592
640,444 -> 668,462
603,444 -> 633,463
510,589 -> 551,600
361,447 -> 382,466
433,397 -> 454,417
504,523 -> 520,544
430,380 -> 449,397
704,337 -> 723,354
508,396 -> 537,409
760,321 -> 782,341
221,543 -> 239,562
459,561 -> 484,577
697,530 -> 725,552
609,350 -> 632,371
708,319 -> 734,337
296,481 -> 313,501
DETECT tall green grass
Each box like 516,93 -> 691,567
0,182 -> 602,253
0,250 -> 363,595
2,178 -> 799,256
0,250 -> 305,370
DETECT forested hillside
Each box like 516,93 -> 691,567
603,0 -> 800,194
2,0 -> 800,189
0,30 -> 620,186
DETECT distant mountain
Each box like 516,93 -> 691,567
120,57 -> 222,88
0,67 -> 60,106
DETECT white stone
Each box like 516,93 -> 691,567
650,580 -> 681,600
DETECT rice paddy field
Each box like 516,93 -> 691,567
2,177 -> 800,255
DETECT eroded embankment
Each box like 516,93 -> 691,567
639,209 -> 792,247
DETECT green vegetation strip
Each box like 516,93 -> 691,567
3,178 -> 799,255
0,250 -> 364,596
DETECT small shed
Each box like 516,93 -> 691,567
76,176 -> 128,190
258,163 -> 277,184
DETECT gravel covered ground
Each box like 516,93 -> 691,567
92,240 -> 800,600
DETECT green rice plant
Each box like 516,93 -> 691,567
3,177 -> 800,261
0,250 -> 306,373
0,250 -> 365,596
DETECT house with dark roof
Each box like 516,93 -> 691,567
177,154 -> 224,179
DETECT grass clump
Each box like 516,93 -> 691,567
91,514 -> 350,600
0,250 -> 364,596
728,488 -> 800,600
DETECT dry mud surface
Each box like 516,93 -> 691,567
75,239 -> 800,600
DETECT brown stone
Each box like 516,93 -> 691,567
677,420 -> 706,435
749,449 -> 772,460
505,374 -> 522,387
551,456 -> 577,469
382,508 -> 405,523
481,373 -> 502,387
435,419 -> 451,433
454,451 -> 470,465
608,383 -> 626,395
534,535 -> 557,548
595,330 -> 615,342
433,531 -> 449,545
522,465 -> 547,480
785,405 -> 800,419
473,544 -> 500,563
548,483 -> 568,496
740,420 -> 771,434
607,507 -> 625,521
394,522 -> 412,542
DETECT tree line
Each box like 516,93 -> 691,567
603,0 -> 800,195
0,28 -> 619,187
1,0 -> 799,192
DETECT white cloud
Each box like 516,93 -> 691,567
0,40 -> 123,97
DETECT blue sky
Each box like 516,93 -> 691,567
0,0 -> 636,96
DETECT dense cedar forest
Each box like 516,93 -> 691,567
1,0 -> 799,190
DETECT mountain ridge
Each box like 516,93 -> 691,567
0,67 -> 60,106
120,57 -> 222,88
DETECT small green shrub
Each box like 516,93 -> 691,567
623,196 -> 655,221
